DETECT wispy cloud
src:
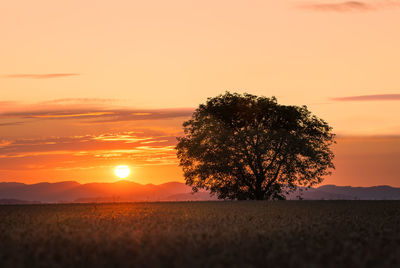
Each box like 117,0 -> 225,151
298,1 -> 400,12
91,108 -> 194,123
2,73 -> 79,79
0,133 -> 176,155
0,132 -> 179,170
332,94 -> 400,101
0,100 -> 194,124
300,1 -> 372,11
0,121 -> 25,127
1,108 -> 194,122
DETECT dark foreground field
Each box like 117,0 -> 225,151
1,201 -> 400,268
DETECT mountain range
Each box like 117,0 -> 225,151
1,181 -> 400,203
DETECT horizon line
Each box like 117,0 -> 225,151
0,180 -> 396,188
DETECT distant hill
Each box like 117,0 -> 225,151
0,180 -> 213,203
1,181 -> 400,203
0,199 -> 41,205
287,185 -> 400,200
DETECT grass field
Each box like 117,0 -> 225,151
1,201 -> 400,267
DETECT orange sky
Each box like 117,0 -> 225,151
1,0 -> 400,186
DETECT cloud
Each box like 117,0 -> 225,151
0,98 -> 124,114
300,1 -> 372,11
331,94 -> 400,101
0,121 -> 25,127
0,99 -> 194,124
298,1 -> 400,12
91,108 -> 194,123
0,132 -> 179,170
0,133 -> 177,155
2,73 -> 79,79
1,108 -> 194,122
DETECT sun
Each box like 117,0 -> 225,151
114,165 -> 130,179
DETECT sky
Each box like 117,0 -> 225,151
1,0 -> 400,186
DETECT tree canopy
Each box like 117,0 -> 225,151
176,92 -> 335,200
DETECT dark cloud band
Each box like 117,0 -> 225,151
298,1 -> 400,12
332,94 -> 400,101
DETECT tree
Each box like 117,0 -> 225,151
176,92 -> 335,200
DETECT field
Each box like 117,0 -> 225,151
1,201 -> 400,267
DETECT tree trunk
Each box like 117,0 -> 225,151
254,180 -> 264,200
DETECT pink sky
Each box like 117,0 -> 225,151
1,0 -> 400,186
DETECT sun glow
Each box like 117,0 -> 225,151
114,165 -> 130,179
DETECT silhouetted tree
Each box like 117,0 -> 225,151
176,92 -> 335,200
